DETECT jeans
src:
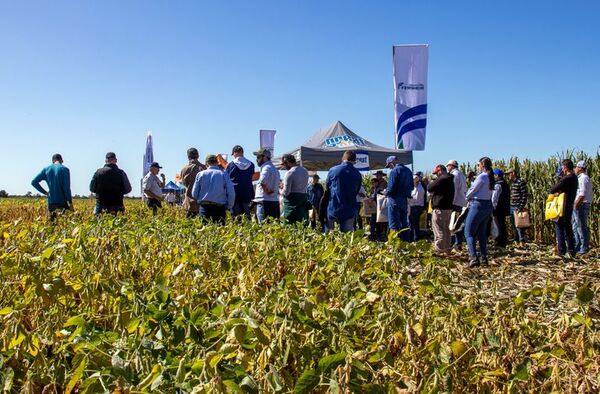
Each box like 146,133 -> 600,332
256,201 -> 280,223
554,205 -> 575,256
464,200 -> 493,259
432,209 -> 452,252
572,203 -> 590,254
327,217 -> 355,233
408,205 -> 423,242
94,203 -> 124,215
231,200 -> 251,219
146,198 -> 162,215
48,202 -> 70,222
387,197 -> 410,241
199,204 -> 226,224
510,206 -> 527,243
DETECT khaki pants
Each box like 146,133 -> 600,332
432,209 -> 452,252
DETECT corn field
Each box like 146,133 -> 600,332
462,150 -> 599,247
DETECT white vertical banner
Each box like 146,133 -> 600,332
260,129 -> 276,156
393,45 -> 429,151
143,131 -> 154,177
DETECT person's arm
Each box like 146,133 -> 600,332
31,169 -> 48,195
63,168 -> 73,208
259,167 -> 274,195
492,183 -> 501,209
427,178 -> 438,193
191,173 -> 202,201
122,172 -> 132,195
282,171 -> 292,197
385,171 -> 396,195
89,172 -> 97,194
224,172 -> 236,210
549,177 -> 565,195
574,177 -> 586,209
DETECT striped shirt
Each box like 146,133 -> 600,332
510,177 -> 528,210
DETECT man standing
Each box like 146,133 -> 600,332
191,155 -> 235,224
573,161 -> 593,255
408,175 -> 425,242
281,154 -> 309,225
180,148 -> 206,218
507,168 -> 528,244
549,159 -> 578,257
427,165 -> 455,254
226,145 -> 255,219
325,150 -> 363,232
491,169 -> 511,248
385,155 -> 413,241
253,148 -> 280,222
142,162 -> 165,215
446,160 -> 467,248
90,152 -> 132,214
31,153 -> 73,221
307,174 -> 324,229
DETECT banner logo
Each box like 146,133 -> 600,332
324,134 -> 366,148
355,150 -> 370,171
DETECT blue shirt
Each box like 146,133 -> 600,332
466,172 -> 494,201
307,182 -> 324,206
385,163 -> 413,201
31,163 -> 72,205
191,166 -> 235,209
326,161 -> 363,220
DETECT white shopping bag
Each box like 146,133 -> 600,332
376,194 -> 388,223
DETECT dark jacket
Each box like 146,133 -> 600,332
510,177 -> 528,210
226,158 -> 255,204
427,173 -> 455,210
90,164 -> 132,207
494,179 -> 511,216
550,173 -> 578,211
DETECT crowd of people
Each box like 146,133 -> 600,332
31,148 -> 594,267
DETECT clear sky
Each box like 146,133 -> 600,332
1,1 -> 599,195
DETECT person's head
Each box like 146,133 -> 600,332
446,159 -> 458,172
150,162 -> 162,175
52,153 -> 63,164
467,171 -> 476,181
507,168 -> 519,181
281,154 -> 297,170
575,160 -> 587,175
312,174 -> 320,184
432,164 -> 447,176
342,150 -> 357,163
561,159 -> 574,175
253,148 -> 272,166
385,155 -> 398,168
413,175 -> 420,186
375,170 -> 385,180
231,145 -> 244,158
205,154 -> 218,167
105,152 -> 117,164
478,157 -> 495,189
371,178 -> 378,186
493,169 -> 504,181
187,147 -> 199,160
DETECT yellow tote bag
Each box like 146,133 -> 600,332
544,193 -> 564,221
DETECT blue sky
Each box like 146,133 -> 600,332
1,1 -> 599,195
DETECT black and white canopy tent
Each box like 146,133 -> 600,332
273,121 -> 412,171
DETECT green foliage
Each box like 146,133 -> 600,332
0,195 -> 598,392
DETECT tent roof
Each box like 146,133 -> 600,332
162,181 -> 182,192
273,121 -> 412,170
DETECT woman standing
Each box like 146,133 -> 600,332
464,157 -> 495,267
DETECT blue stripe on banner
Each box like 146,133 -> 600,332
398,119 -> 427,139
396,104 -> 427,132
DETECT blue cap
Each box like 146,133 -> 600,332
385,155 -> 397,166
493,169 -> 503,177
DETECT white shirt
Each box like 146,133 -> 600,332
408,183 -> 425,207
255,160 -> 280,202
451,168 -> 467,207
142,172 -> 163,199
356,185 -> 366,203
577,172 -> 593,204
166,193 -> 175,203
